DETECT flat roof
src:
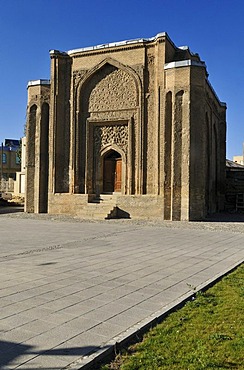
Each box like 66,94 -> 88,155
49,32 -> 173,56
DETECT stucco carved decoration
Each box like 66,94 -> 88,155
77,58 -> 141,113
87,65 -> 137,112
73,69 -> 88,87
94,124 -> 128,155
147,55 -> 155,65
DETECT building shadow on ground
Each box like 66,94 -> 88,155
0,204 -> 24,214
204,212 -> 244,223
0,339 -> 109,370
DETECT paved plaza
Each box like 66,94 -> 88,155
0,211 -> 243,369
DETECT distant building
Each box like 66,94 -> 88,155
1,139 -> 21,180
14,137 -> 26,195
25,32 -> 226,220
233,143 -> 244,165
233,156 -> 244,165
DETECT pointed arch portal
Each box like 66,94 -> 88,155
75,59 -> 139,196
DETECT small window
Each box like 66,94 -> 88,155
2,153 -> 7,164
16,154 -> 20,165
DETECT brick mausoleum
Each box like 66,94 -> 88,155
25,32 -> 226,220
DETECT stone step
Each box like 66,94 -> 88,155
76,201 -> 117,219
90,194 -> 118,204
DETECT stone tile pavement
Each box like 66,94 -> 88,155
0,213 -> 243,369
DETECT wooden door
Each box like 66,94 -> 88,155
103,159 -> 115,192
114,158 -> 122,192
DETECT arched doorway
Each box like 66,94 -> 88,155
103,150 -> 122,193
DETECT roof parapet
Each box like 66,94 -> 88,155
164,59 -> 206,70
206,78 -> 226,108
27,79 -> 50,88
50,32 -> 167,56
178,45 -> 200,58
49,49 -> 69,57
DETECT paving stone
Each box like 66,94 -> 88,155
0,216 -> 243,369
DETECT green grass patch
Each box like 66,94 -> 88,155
101,264 -> 244,370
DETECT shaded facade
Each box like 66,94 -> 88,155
225,159 -> 244,211
25,33 -> 226,220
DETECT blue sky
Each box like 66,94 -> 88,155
0,0 -> 243,159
